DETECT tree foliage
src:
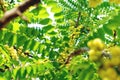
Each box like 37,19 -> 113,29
0,0 -> 120,80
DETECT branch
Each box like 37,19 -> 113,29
0,0 -> 41,29
65,47 -> 89,64
75,12 -> 81,28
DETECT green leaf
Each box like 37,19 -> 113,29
0,30 -> 6,42
23,39 -> 32,51
15,68 -> 21,79
31,6 -> 42,15
105,12 -> 120,30
6,23 -> 13,30
0,30 -> 3,41
39,18 -> 52,25
47,1 -> 57,7
54,12 -> 63,17
54,12 -> 64,19
38,44 -> 46,53
4,71 -> 11,80
51,6 -> 62,13
20,67 -> 27,79
51,37 -> 58,42
30,40 -> 40,51
56,18 -> 64,23
12,22 -> 20,32
17,35 -> 27,47
44,62 -> 54,70
37,64 -> 45,73
63,36 -> 70,41
78,66 -> 94,80
3,32 -> 13,44
26,66 -> 32,76
48,31 -> 57,35
38,8 -> 49,19
25,28 -> 34,37
32,65 -> 37,74
42,25 -> 54,33
8,34 -> 17,46
117,28 -> 120,38
19,27 -> 26,33
97,28 -> 105,40
103,25 -> 113,36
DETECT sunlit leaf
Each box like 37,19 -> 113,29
51,6 -> 62,13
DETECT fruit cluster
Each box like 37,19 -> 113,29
99,67 -> 120,80
104,46 -> 120,67
87,38 -> 104,61
69,25 -> 82,47
4,45 -> 28,60
4,45 -> 18,60
87,38 -> 120,80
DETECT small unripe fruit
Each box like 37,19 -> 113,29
87,38 -> 104,51
87,40 -> 93,48
109,46 -> 120,56
89,0 -> 102,8
88,49 -> 100,61
92,38 -> 104,51
99,68 -> 117,80
111,57 -> 120,66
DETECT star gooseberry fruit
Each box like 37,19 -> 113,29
87,38 -> 105,51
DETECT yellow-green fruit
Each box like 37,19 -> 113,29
17,49 -> 22,55
87,40 -> 93,48
117,76 -> 120,80
99,68 -> 118,80
103,60 -> 111,68
89,0 -> 102,8
19,46 -> 23,50
109,0 -> 116,3
116,0 -> 120,4
88,49 -> 101,61
111,57 -> 120,66
11,53 -> 18,60
69,39 -> 74,47
109,46 -> 120,56
21,53 -> 26,57
92,38 -> 104,51
87,38 -> 104,51
4,45 -> 9,49
109,46 -> 120,66
109,0 -> 120,4
105,68 -> 118,80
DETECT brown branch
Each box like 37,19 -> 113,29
75,12 -> 81,28
65,47 -> 89,64
0,0 -> 41,29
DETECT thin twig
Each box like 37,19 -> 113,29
65,47 -> 89,64
75,12 -> 81,28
